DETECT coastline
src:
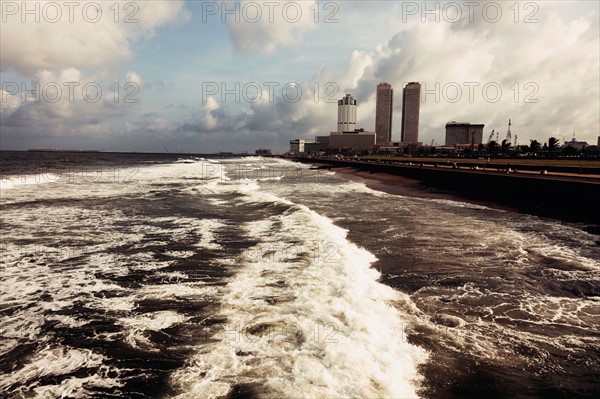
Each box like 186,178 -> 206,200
330,166 -> 485,200
308,162 -> 600,234
328,166 -> 524,213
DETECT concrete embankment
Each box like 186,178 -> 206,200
297,158 -> 600,225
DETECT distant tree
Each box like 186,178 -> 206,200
548,137 -> 560,151
519,145 -> 531,153
583,145 -> 599,156
501,139 -> 511,155
562,146 -> 579,156
488,140 -> 499,156
513,146 -> 523,156
430,146 -> 437,155
477,143 -> 485,153
530,140 -> 541,153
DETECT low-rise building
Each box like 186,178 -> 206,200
445,122 -> 484,146
289,139 -> 321,155
289,139 -> 306,155
329,130 -> 376,150
304,142 -> 323,153
565,138 -> 588,150
315,136 -> 331,150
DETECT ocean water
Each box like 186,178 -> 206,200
0,152 -> 598,398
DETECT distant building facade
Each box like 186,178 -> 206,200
329,131 -> 376,150
304,142 -> 323,153
375,83 -> 393,145
291,93 -> 375,154
445,122 -> 484,146
289,139 -> 305,154
337,94 -> 357,132
255,148 -> 272,155
290,139 -> 323,154
565,138 -> 588,150
315,135 -> 331,150
401,82 -> 421,143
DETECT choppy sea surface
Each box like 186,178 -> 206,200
1,152 -> 599,398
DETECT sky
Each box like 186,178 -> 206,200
1,0 -> 599,153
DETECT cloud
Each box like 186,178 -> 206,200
172,82 -> 337,152
0,68 -> 146,142
0,90 -> 21,118
0,1 -> 189,75
225,0 -> 319,54
142,118 -> 180,138
125,71 -> 145,89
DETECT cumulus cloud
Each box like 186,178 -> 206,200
125,71 -> 145,89
0,90 -> 21,118
173,81 -> 337,151
1,68 -> 146,144
0,1 -> 188,150
145,118 -> 175,134
225,0 -> 319,54
0,0 -> 189,75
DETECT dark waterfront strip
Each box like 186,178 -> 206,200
296,158 -> 600,226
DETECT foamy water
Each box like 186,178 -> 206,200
1,157 -> 429,398
1,154 -> 598,398
171,167 -> 427,398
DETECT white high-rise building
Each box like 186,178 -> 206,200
337,94 -> 357,132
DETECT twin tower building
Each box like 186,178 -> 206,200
337,82 -> 421,146
290,82 -> 421,154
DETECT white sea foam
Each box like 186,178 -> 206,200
257,176 -> 283,181
0,165 -> 232,394
0,347 -> 113,395
0,173 -> 61,190
423,197 -> 496,210
171,177 -> 428,398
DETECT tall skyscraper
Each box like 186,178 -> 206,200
401,82 -> 421,143
375,83 -> 393,145
337,94 -> 357,132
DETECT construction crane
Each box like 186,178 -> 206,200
506,119 -> 512,146
488,129 -> 495,143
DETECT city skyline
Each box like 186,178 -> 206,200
1,1 -> 598,153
